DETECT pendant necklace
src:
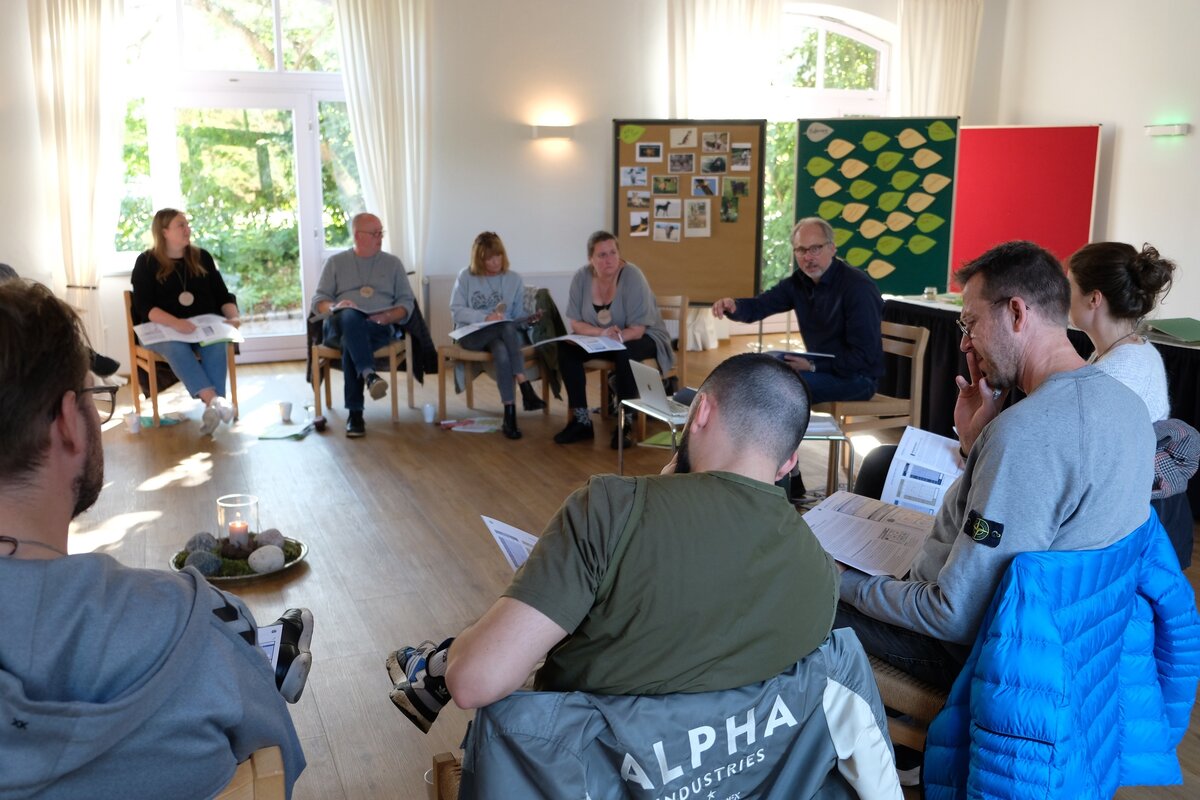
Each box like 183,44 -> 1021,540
356,254 -> 379,299
0,535 -> 69,558
1096,329 -> 1138,360
177,261 -> 194,307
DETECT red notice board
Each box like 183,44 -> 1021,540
951,125 -> 1100,283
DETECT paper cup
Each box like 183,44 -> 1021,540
423,403 -> 436,424
124,410 -> 141,434
278,401 -> 293,423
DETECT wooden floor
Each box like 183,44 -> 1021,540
80,335 -> 1198,799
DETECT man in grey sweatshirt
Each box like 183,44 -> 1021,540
0,281 -> 311,798
836,241 -> 1154,689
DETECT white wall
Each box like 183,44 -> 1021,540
424,0 -> 668,280
969,0 -> 1199,317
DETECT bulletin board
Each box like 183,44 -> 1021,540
612,119 -> 766,304
795,117 -> 959,296
951,125 -> 1100,279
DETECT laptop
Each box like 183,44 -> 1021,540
627,360 -> 692,425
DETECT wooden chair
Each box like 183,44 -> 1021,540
436,342 -> 550,422
867,655 -> 948,751
214,746 -> 286,800
586,294 -> 688,425
123,290 -> 239,427
812,321 -> 929,477
431,752 -> 462,800
311,335 -> 412,423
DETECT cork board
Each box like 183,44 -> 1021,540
613,119 -> 766,304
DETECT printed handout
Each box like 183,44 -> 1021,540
133,314 -> 245,346
481,515 -> 539,571
880,427 -> 964,515
803,491 -> 935,578
536,334 -> 626,354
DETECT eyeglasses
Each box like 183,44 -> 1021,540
956,296 -> 1033,339
793,242 -> 830,257
80,385 -> 118,423
357,229 -> 385,238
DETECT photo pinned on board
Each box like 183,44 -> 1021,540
653,221 -> 682,242
620,166 -> 648,186
720,194 -> 739,223
630,212 -> 650,236
684,199 -> 711,237
627,190 -> 651,208
670,127 -> 697,148
636,142 -> 664,162
691,177 -> 719,196
668,152 -> 695,173
726,178 -> 749,197
652,175 -> 680,194
653,198 -> 681,219
731,143 -> 752,171
702,131 -> 729,153
700,155 -> 727,174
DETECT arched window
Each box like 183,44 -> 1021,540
761,7 -> 894,290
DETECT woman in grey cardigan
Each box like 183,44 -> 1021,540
555,231 -> 674,448
450,232 -> 545,439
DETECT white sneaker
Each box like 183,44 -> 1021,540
212,396 -> 235,424
200,404 -> 221,436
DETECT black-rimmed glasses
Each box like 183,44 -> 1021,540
80,385 -> 118,423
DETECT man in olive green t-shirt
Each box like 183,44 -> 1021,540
386,354 -> 838,733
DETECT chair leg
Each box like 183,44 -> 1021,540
404,341 -> 415,410
541,379 -> 550,415
131,367 -> 143,419
437,352 -> 450,422
148,365 -> 160,427
599,368 -> 611,419
465,370 -> 475,410
226,343 -> 239,421
389,348 -> 400,423
311,355 -> 324,419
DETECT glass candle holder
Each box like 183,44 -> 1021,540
217,494 -> 259,549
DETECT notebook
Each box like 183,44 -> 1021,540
627,360 -> 692,424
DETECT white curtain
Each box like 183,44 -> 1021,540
334,0 -> 430,277
668,0 -> 784,118
899,0 -> 984,116
28,0 -> 124,351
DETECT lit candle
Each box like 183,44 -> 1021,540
228,519 -> 250,548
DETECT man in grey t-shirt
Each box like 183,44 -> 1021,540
837,241 -> 1154,688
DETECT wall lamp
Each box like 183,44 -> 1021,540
1144,123 -> 1191,137
531,125 -> 574,140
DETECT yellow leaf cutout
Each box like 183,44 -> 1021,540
906,192 -> 935,212
832,228 -> 853,247
927,120 -> 956,142
911,148 -> 942,169
886,211 -> 914,231
922,173 -> 952,193
916,213 -> 945,233
839,159 -> 869,179
841,202 -> 869,223
826,139 -> 856,159
897,128 -> 927,149
878,192 -> 904,212
867,260 -> 895,279
858,219 -> 887,239
875,151 -> 903,171
891,171 -> 918,191
813,178 -> 841,197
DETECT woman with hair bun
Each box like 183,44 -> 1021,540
1068,241 -> 1191,565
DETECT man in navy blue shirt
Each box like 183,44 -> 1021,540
712,217 -> 884,405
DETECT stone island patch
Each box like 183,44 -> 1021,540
963,509 -> 1003,548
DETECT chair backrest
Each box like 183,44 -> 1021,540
458,629 -> 901,800
654,294 -> 687,386
214,746 -> 286,800
880,320 -> 929,429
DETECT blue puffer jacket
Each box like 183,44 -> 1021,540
924,511 -> 1200,799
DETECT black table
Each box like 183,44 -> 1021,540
881,297 -> 1200,520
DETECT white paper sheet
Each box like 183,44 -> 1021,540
803,490 -> 935,578
481,516 -> 539,571
879,427 -> 964,515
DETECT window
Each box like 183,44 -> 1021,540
761,9 -> 892,290
112,0 -> 361,357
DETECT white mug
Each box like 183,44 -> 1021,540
278,401 -> 293,423
423,403 -> 435,424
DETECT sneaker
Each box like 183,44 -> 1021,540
274,607 -> 314,704
366,372 -> 388,401
610,424 -> 633,451
212,395 -> 235,424
346,411 -> 365,438
200,403 -> 221,436
387,641 -> 450,733
553,419 -> 594,444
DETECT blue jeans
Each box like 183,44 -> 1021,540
801,371 -> 876,405
834,603 -> 965,691
144,340 -> 228,399
323,310 -> 397,411
458,320 -> 526,405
